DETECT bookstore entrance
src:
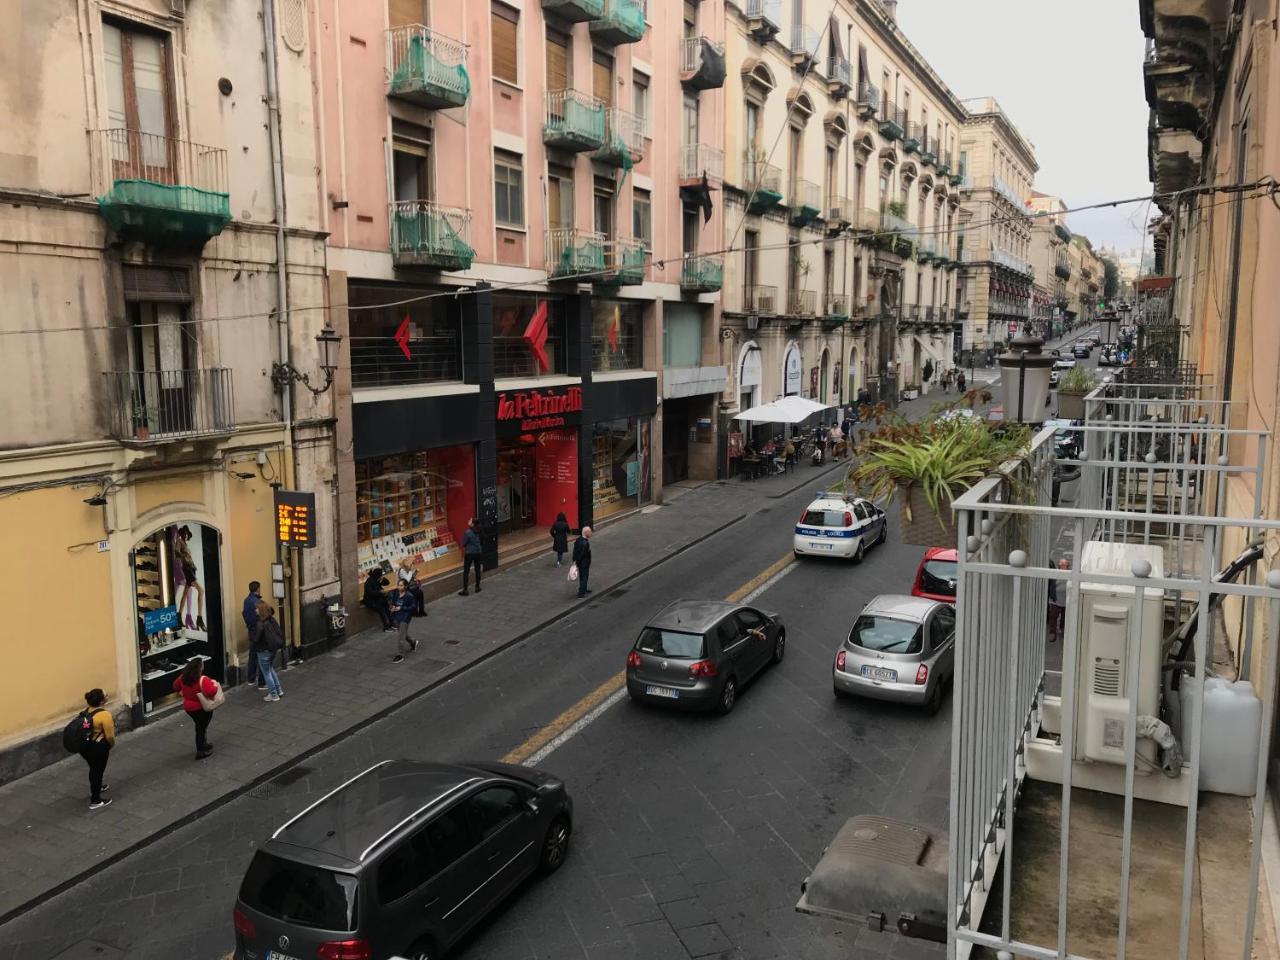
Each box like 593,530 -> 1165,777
496,427 -> 579,555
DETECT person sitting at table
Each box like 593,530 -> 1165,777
783,438 -> 796,469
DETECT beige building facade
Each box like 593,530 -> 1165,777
1028,192 -> 1073,336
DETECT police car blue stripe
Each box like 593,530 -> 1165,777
795,526 -> 858,538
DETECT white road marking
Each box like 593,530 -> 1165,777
740,561 -> 799,604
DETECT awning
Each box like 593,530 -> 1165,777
735,395 -> 833,424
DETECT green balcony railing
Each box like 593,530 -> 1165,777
592,107 -> 644,168
386,25 -> 470,109
680,254 -> 723,293
542,0 -> 604,22
90,129 -> 230,247
390,200 -> 475,271
744,157 -> 783,213
544,89 -> 607,151
788,179 -> 822,226
902,121 -> 921,154
546,228 -> 607,280
596,238 -> 646,286
590,0 -> 646,45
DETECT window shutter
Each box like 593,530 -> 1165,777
389,0 -> 425,28
122,264 -> 191,302
545,30 -> 569,90
491,5 -> 518,84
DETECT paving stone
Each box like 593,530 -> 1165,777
677,922 -> 734,957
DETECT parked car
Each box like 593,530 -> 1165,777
911,547 -> 958,604
793,493 -> 887,562
833,595 -> 955,713
626,599 -> 784,714
1072,343 -> 1091,359
233,760 -> 573,960
1098,345 -> 1117,366
1054,356 -> 1077,371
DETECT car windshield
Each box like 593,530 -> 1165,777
239,852 -> 359,930
801,509 -> 846,527
920,560 -> 958,597
637,628 -> 705,659
849,615 -> 923,654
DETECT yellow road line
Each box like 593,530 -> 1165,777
501,550 -> 795,765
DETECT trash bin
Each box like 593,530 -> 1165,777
325,595 -> 348,649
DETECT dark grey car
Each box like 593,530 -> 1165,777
626,600 -> 785,714
233,759 -> 572,960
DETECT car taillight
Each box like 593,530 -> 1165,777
626,650 -> 641,669
843,511 -> 853,527
835,650 -> 847,671
915,664 -> 929,685
318,941 -> 372,960
689,659 -> 718,678
232,906 -> 255,940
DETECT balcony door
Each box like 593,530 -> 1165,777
593,176 -> 614,240
592,50 -> 614,106
126,266 -> 195,436
392,122 -> 431,203
102,21 -> 173,183
546,27 -> 571,91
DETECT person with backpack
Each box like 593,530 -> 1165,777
550,512 -> 571,567
65,689 -> 114,810
252,601 -> 286,702
173,658 -> 220,759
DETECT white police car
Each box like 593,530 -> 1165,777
793,492 -> 888,562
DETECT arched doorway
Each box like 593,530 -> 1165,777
849,345 -> 861,400
737,341 -> 762,412
782,341 -> 803,397
819,348 -> 830,404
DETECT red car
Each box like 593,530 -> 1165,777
911,547 -> 958,604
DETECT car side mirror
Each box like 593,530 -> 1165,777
526,797 -> 540,814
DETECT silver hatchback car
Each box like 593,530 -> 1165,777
832,595 -> 955,713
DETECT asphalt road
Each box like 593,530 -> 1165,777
0,461 -> 953,960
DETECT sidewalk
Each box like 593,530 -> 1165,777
0,380 -> 995,924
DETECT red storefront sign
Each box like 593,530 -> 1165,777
496,386 -> 584,431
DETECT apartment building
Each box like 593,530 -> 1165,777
1068,233 -> 1103,323
957,96 -> 1038,353
0,0 -> 334,776
1029,192 -> 1074,337
720,0 -> 966,419
318,0 -> 728,594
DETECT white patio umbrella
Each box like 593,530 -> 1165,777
734,395 -> 834,424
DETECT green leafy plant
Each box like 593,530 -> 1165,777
887,200 -> 908,218
1059,364 -> 1098,394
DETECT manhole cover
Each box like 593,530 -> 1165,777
273,764 -> 313,787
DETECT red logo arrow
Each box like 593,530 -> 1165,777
394,315 -> 412,360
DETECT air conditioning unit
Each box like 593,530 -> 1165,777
169,0 -> 187,19
1073,541 -> 1165,771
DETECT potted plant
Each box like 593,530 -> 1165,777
902,382 -> 922,401
1057,365 -> 1097,420
887,200 -> 908,219
848,399 -> 1029,546
131,397 -> 154,440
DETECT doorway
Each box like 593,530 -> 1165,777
496,440 -> 538,535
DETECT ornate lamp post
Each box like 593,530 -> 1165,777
998,323 -> 1055,423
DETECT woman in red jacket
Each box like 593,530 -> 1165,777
173,659 -> 217,759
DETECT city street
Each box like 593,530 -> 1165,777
0,448 -> 951,960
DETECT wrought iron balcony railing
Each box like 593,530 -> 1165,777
103,368 -> 234,443
385,24 -> 470,110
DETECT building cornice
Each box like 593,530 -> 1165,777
961,109 -> 1038,173
853,0 -> 968,122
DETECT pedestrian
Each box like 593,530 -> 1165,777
390,579 -> 419,663
173,658 -> 219,760
550,512 -> 571,567
78,688 -> 114,810
572,526 -> 593,599
840,413 -> 854,443
942,369 -> 952,394
242,580 -> 263,689
460,517 -> 483,595
363,567 -> 393,630
252,602 -> 286,702
828,422 -> 845,460
957,370 -> 967,393
398,557 -> 425,616
1047,557 -> 1071,643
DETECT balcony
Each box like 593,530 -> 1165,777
951,164 -> 966,188
542,0 -> 604,23
1054,222 -> 1072,242
790,24 -> 820,68
103,368 -> 234,444
827,56 -> 852,99
878,101 -> 905,141
745,0 -> 782,41
936,151 -> 952,176
90,129 -> 230,247
680,144 -> 724,201
390,200 -> 475,270
919,131 -> 937,166
877,208 -> 916,258
385,25 -> 470,110
593,106 -> 644,167
680,36 -> 726,90
744,284 -> 778,315
856,81 -> 880,119
595,238 -> 646,286
546,227 -> 606,280
743,157 -> 783,213
788,179 -> 822,226
823,294 -> 849,328
787,289 -> 817,318
543,90 -> 606,152
589,0 -> 646,45
992,249 -> 1034,278
916,236 -> 936,263
1054,258 -> 1072,280
680,253 -> 723,293
824,195 -> 853,233
1080,263 -> 1094,280
902,121 -> 921,154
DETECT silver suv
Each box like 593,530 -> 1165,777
233,760 -> 572,960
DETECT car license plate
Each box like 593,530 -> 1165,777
860,666 -> 898,682
645,685 -> 679,699
810,541 -> 833,550
267,952 -> 302,960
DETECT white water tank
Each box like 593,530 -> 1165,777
1180,676 -> 1262,796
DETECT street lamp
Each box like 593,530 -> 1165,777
272,325 -> 343,395
998,323 -> 1055,424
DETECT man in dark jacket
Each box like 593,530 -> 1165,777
363,568 -> 393,630
572,526 -> 593,599
242,581 -> 262,688
460,518 -> 483,596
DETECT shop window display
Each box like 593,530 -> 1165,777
592,417 -> 650,521
355,446 -> 475,584
592,300 -> 643,371
134,522 -> 224,713
493,294 -> 566,378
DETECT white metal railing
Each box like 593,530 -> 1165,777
545,227 -> 606,278
385,24 -> 468,98
992,249 -> 1033,276
788,178 -> 821,212
681,143 -> 724,182
544,88 -> 605,142
746,0 -> 782,28
680,35 -> 724,74
389,199 -> 473,264
600,106 -> 645,162
827,55 -> 851,88
744,156 -> 782,194
790,23 -> 820,60
89,128 -> 228,197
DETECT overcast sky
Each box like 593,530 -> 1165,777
894,0 -> 1151,256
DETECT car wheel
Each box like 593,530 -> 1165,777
875,520 -> 888,546
539,815 -> 571,874
852,540 -> 865,565
717,677 -> 737,715
833,683 -> 850,700
926,683 -> 944,715
772,628 -> 786,664
408,938 -> 438,960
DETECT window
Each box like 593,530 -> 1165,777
493,150 -> 524,227
633,188 -> 652,248
735,609 -> 766,633
377,829 -> 432,904
593,300 -> 642,371
853,502 -> 870,521
592,48 -> 614,106
715,618 -> 738,650
491,3 -> 518,84
547,163 -> 574,230
857,45 -> 868,86
389,0 -> 427,28
744,228 -> 759,289
546,27 -> 571,90
682,204 -> 698,255
801,509 -> 848,527
663,304 -> 703,367
636,628 -> 705,659
466,787 -> 525,840
633,73 -> 650,137
494,293 -> 565,377
930,607 -> 956,648
392,120 -> 431,203
593,176 -> 614,239
103,21 -> 172,174
745,102 -> 761,154
849,615 -> 922,655
423,806 -> 477,873
683,94 -> 699,148
239,852 -> 359,930
349,283 -> 462,387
